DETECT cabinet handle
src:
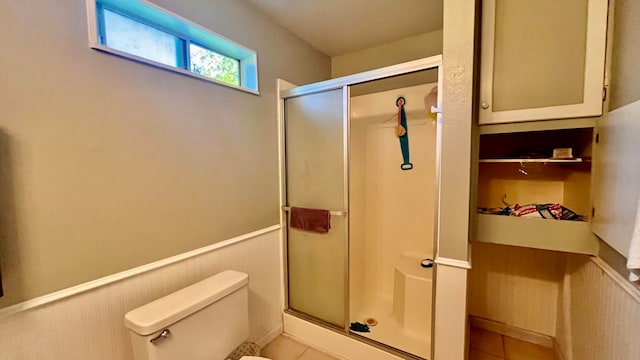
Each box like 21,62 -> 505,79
481,102 -> 490,110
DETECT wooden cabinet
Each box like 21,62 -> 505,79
479,0 -> 609,125
474,127 -> 599,254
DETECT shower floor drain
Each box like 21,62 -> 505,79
364,317 -> 378,326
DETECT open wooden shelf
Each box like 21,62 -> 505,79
475,127 -> 598,254
474,214 -> 598,255
479,158 -> 583,164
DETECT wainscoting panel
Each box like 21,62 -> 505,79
556,256 -> 640,360
0,227 -> 282,360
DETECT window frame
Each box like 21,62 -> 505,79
86,0 -> 259,94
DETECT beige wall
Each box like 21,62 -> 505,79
610,0 -> 640,110
331,30 -> 443,78
0,0 -> 330,307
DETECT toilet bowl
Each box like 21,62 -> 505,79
124,270 -> 271,360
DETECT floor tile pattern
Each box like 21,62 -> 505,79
469,327 -> 559,360
263,328 -> 558,360
261,335 -> 340,360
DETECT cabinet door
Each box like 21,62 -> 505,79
592,100 -> 640,257
479,0 -> 608,125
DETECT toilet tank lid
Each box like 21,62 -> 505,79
124,270 -> 249,335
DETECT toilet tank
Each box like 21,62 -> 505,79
124,270 -> 249,360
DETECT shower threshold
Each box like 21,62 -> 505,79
351,297 -> 430,358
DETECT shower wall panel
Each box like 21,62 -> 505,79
350,83 -> 437,309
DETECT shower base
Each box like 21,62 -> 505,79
350,297 -> 430,358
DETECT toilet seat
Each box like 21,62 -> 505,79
240,357 -> 271,360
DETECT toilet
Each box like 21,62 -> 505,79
124,270 -> 270,360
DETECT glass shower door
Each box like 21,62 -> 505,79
284,87 -> 349,328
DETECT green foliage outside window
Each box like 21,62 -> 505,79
190,43 -> 240,86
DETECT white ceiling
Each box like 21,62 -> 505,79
242,0 -> 443,57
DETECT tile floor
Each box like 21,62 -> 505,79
261,335 -> 340,360
469,327 -> 559,360
262,329 -> 558,360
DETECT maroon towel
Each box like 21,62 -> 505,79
290,207 -> 331,234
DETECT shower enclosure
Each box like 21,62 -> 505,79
281,57 -> 442,360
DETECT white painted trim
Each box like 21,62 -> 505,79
256,323 -> 284,348
590,257 -> 640,303
433,264 -> 468,360
0,225 -> 281,319
478,0 -> 496,123
91,44 -> 261,95
435,256 -> 471,270
281,56 -> 442,98
283,313 -> 404,360
85,0 -> 99,44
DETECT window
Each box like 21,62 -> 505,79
86,0 -> 258,93
102,9 -> 183,68
189,43 -> 240,86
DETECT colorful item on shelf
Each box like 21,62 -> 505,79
478,203 -> 583,221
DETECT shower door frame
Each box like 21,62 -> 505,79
279,55 -> 443,359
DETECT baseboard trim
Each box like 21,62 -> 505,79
0,225 -> 281,319
469,316 -> 554,349
256,323 -> 283,348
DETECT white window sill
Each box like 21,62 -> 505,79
90,43 -> 260,96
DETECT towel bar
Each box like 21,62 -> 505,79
282,206 -> 347,216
